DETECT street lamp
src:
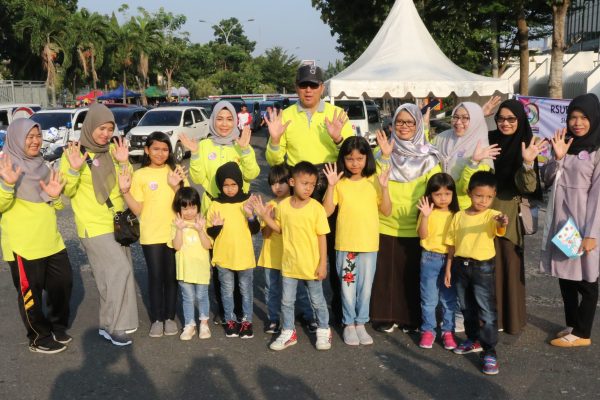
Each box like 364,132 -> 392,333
199,18 -> 254,45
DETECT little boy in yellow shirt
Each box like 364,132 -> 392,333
444,171 -> 508,376
252,161 -> 332,351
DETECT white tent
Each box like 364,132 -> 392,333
325,0 -> 513,98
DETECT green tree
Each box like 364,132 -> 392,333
155,35 -> 189,100
209,18 -> 256,53
254,47 -> 300,93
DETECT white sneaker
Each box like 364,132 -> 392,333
343,325 -> 359,346
199,322 -> 211,339
355,324 -> 374,345
316,327 -> 332,350
270,329 -> 297,351
180,324 -> 196,341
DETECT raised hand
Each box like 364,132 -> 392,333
494,213 -> 509,227
324,109 -> 348,143
551,128 -> 573,161
194,214 -> 206,232
211,211 -> 224,226
243,194 -> 256,218
471,141 -> 501,163
179,133 -> 198,153
376,129 -> 393,157
265,108 -> 291,145
168,165 -> 186,189
249,194 -> 267,218
236,125 -> 252,149
118,166 -> 132,194
417,196 -> 435,217
482,95 -> 502,117
174,213 -> 187,230
39,169 -> 65,198
323,162 -> 343,186
65,141 -> 88,171
110,136 -> 129,164
378,166 -> 391,188
521,136 -> 548,164
0,154 -> 22,185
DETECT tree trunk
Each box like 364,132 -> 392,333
91,51 -> 98,91
166,68 -> 173,102
123,70 -> 127,104
517,3 -> 529,95
548,0 -> 571,99
491,13 -> 499,78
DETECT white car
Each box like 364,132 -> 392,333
30,108 -> 89,162
0,104 -> 42,130
126,106 -> 210,163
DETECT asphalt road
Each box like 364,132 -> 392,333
0,129 -> 598,400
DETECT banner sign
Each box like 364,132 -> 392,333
515,95 -> 571,139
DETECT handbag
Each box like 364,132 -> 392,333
519,196 -> 538,235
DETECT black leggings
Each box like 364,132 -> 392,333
559,278 -> 598,339
142,244 -> 177,322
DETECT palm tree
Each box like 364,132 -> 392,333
107,14 -> 136,103
129,13 -> 162,105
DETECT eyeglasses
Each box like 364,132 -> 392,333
395,120 -> 416,128
297,81 -> 321,89
451,115 -> 470,122
495,116 -> 518,124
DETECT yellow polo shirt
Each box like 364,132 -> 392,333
418,209 -> 453,254
445,209 -> 505,261
258,199 -> 283,270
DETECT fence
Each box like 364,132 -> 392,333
0,80 -> 48,107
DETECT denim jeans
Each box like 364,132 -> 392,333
264,268 -> 315,323
217,267 -> 254,323
420,251 -> 457,333
179,281 -> 210,325
281,277 -> 329,331
336,251 -> 377,325
453,257 -> 498,354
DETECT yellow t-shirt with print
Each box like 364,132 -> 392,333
131,165 -> 186,245
207,201 -> 256,270
418,209 -> 453,254
170,222 -> 211,284
445,209 -> 505,261
277,197 -> 330,280
258,199 -> 283,270
333,176 -> 381,252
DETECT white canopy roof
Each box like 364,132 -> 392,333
325,0 -> 512,98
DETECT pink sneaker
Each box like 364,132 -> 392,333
442,331 -> 457,350
419,331 -> 435,349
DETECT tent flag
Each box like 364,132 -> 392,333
325,0 -> 512,98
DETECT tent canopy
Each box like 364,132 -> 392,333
145,86 -> 166,98
76,90 -> 103,101
98,86 -> 140,100
325,0 -> 512,98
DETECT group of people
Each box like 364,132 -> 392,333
1,64 -> 598,377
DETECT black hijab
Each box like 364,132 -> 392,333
214,162 -> 250,204
489,99 -> 542,199
565,93 -> 600,155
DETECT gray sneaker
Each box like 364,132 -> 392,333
355,324 -> 374,345
164,319 -> 179,336
99,329 -> 132,346
149,321 -> 164,338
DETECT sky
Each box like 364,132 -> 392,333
78,0 -> 344,66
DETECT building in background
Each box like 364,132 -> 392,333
566,0 -> 600,52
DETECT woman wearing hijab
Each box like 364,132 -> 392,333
60,103 -> 138,346
0,119 -> 72,354
180,101 -> 260,324
370,103 -> 442,332
488,99 -> 545,334
542,93 -> 600,347
180,100 -> 260,215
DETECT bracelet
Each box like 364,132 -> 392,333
469,158 -> 480,168
120,189 -> 129,195
334,136 -> 343,145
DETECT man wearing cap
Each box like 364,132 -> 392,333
264,64 -> 354,325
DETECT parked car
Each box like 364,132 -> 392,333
126,106 -> 210,163
0,104 -> 41,130
30,108 -> 89,162
327,97 -> 378,145
109,106 -> 147,136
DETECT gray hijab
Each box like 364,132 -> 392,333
3,118 -> 51,202
209,101 -> 240,146
433,102 -> 493,179
79,103 -> 116,204
388,103 -> 441,183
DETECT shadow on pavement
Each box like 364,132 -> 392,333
257,365 -> 320,399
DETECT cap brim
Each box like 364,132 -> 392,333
296,79 -> 322,85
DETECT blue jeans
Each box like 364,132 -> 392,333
453,257 -> 498,355
336,251 -> 377,325
217,267 -> 254,323
281,277 -> 329,331
179,281 -> 210,325
264,268 -> 315,323
420,251 -> 457,333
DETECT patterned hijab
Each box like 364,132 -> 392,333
434,102 -> 492,179
388,103 -> 441,183
79,103 -> 117,204
3,118 -> 51,202
209,101 -> 240,146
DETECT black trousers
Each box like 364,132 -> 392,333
141,244 -> 177,322
559,278 -> 598,339
8,249 -> 73,346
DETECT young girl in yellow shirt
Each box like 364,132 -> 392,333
206,162 -> 259,339
322,136 -> 392,346
416,173 -> 460,351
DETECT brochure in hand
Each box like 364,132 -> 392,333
551,217 -> 583,259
